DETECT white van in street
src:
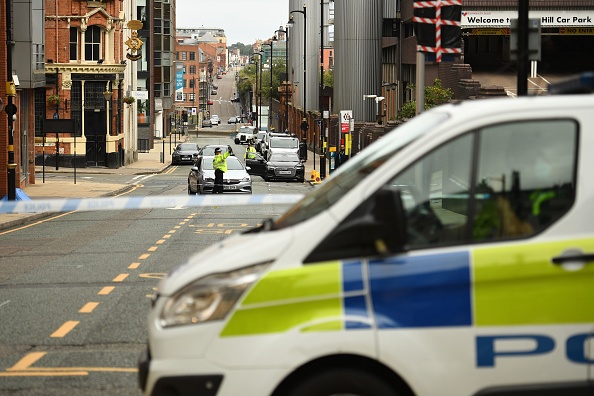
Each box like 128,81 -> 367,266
139,89 -> 594,396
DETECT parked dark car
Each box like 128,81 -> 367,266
202,119 -> 212,128
246,152 -> 305,182
172,143 -> 200,165
188,155 -> 251,194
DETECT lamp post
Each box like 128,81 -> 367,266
252,51 -> 263,128
288,4 -> 306,140
276,25 -> 288,133
261,42 -> 273,130
103,88 -> 113,135
363,94 -> 385,125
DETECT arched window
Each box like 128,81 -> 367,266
85,25 -> 101,61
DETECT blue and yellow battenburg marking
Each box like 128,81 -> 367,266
221,239 -> 594,337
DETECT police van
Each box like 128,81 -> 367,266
139,83 -> 594,395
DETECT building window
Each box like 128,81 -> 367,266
181,52 -> 187,61
164,83 -> 171,97
190,52 -> 196,60
190,65 -> 196,74
154,83 -> 162,98
85,25 -> 101,61
70,27 -> 78,61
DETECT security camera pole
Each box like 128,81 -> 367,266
5,0 -> 17,200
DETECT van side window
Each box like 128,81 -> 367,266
472,120 -> 576,242
392,133 -> 474,249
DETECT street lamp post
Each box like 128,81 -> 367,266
250,52 -> 262,128
276,25 -> 288,133
261,42 -> 273,130
319,0 -> 326,179
288,4 -> 307,140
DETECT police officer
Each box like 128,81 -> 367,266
244,142 -> 257,160
212,147 -> 232,194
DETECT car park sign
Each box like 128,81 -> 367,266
340,110 -> 352,133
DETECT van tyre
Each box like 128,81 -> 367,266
187,184 -> 194,195
234,138 -> 240,144
285,368 -> 400,396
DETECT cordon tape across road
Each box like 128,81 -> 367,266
0,194 -> 304,214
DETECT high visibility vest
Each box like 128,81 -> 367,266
213,152 -> 230,172
245,146 -> 256,159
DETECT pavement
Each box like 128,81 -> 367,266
0,128 -> 325,231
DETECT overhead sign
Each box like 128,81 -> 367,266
462,10 -> 594,28
560,27 -> 594,34
471,28 -> 510,35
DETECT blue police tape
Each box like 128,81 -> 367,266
0,194 -> 304,214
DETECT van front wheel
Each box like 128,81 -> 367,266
285,368 -> 400,396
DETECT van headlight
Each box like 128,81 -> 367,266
159,263 -> 270,328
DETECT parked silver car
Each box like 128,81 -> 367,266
188,155 -> 252,194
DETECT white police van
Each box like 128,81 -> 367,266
139,76 -> 594,396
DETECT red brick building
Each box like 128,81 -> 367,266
42,0 -> 127,169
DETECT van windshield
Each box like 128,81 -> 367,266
273,111 -> 449,229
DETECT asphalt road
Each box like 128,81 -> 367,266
0,134 -> 313,395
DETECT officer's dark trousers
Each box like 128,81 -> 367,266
213,169 -> 224,193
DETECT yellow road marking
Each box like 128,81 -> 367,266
113,274 -> 128,282
8,352 -> 46,370
156,239 -> 165,244
148,246 -> 158,252
128,262 -> 140,269
174,225 -> 181,229
51,321 -> 79,338
168,230 -> 176,234
79,302 -> 99,313
139,253 -> 150,260
0,371 -> 88,377
163,234 -> 171,239
98,286 -> 114,295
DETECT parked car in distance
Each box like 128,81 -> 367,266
202,118 -> 212,128
188,155 -> 251,194
198,144 -> 234,157
261,132 -> 292,159
216,74 -> 222,79
211,89 -> 218,95
235,126 -> 258,145
266,136 -> 300,160
171,143 -> 201,165
210,115 -> 220,126
246,152 -> 305,182
228,117 -> 238,124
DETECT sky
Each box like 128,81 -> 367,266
176,0 -> 289,45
